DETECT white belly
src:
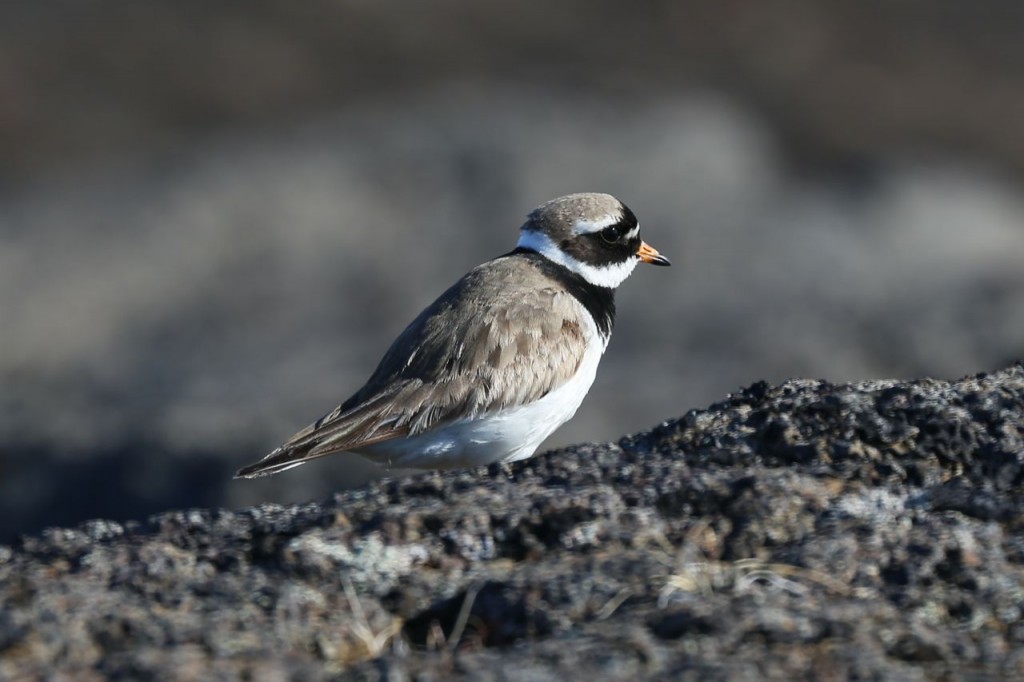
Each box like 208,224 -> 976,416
356,335 -> 605,469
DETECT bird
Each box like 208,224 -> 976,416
235,192 -> 670,478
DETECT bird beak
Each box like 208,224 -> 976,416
636,240 -> 671,266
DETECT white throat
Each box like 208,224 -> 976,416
517,229 -> 639,289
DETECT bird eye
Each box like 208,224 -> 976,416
600,226 -> 622,243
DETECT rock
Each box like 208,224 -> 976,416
2,364 -> 1023,679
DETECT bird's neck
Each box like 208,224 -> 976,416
508,247 -> 616,342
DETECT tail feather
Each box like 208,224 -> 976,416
234,396 -> 411,479
234,446 -> 332,479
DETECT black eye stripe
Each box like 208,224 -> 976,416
582,204 -> 639,245
600,225 -> 623,242
594,217 -> 638,243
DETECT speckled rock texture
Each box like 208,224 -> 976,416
3,364 -> 1023,680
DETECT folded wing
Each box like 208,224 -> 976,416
235,267 -> 587,478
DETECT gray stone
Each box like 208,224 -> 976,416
2,364 -> 1023,679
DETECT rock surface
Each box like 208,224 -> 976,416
3,364 -> 1024,680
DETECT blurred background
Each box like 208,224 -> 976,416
2,0 -> 1023,543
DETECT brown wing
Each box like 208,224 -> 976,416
235,258 -> 589,478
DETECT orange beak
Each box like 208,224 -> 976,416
636,240 -> 671,266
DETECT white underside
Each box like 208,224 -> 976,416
356,315 -> 607,469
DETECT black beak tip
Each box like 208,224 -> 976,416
651,255 -> 671,267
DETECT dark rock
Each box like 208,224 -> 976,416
2,364 -> 1024,679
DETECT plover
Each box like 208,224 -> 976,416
236,192 -> 669,478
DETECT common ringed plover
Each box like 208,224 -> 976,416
236,192 -> 669,478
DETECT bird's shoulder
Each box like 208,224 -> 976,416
343,252 -> 594,417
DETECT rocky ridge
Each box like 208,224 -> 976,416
2,364 -> 1023,680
